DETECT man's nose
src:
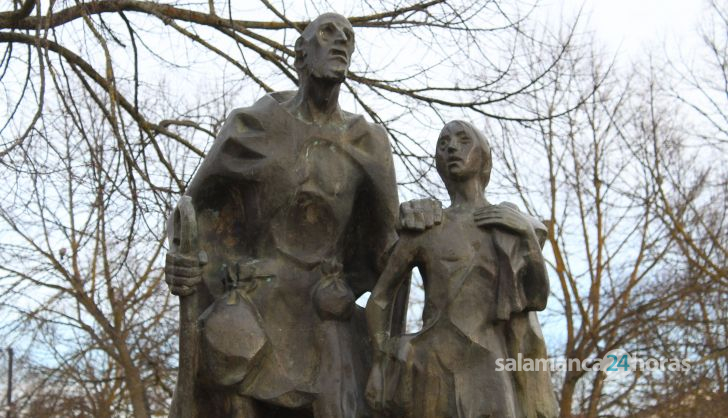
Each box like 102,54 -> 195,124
447,141 -> 459,152
333,27 -> 349,44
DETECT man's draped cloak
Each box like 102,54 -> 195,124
182,91 -> 401,410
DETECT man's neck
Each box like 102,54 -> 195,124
289,75 -> 344,125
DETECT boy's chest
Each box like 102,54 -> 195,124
421,218 -> 499,277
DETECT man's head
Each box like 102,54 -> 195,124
435,120 -> 492,192
294,13 -> 355,82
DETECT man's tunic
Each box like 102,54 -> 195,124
184,91 -> 400,413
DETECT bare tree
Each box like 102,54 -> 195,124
622,2 -> 728,408
4,2 -> 723,417
487,3 -> 728,415
0,87 -> 182,417
0,1 -> 587,416
0,0 -> 587,194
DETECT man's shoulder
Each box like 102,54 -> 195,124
219,91 -> 295,135
231,91 -> 292,118
343,111 -> 387,139
340,111 -> 392,163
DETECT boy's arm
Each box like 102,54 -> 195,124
366,235 -> 418,353
473,202 -> 549,311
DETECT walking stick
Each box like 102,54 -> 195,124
167,196 -> 201,418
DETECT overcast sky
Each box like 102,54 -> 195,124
542,0 -> 704,60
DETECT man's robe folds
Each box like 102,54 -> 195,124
181,91 -> 402,412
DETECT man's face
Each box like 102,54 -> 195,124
304,15 -> 355,81
435,124 -> 484,181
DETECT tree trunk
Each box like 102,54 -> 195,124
118,347 -> 150,418
559,373 -> 577,418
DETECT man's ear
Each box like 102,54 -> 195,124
294,37 -> 306,72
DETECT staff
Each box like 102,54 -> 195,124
167,196 -> 202,418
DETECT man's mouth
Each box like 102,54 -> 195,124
329,49 -> 348,63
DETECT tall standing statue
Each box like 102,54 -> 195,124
366,120 -> 559,418
164,13 -> 429,418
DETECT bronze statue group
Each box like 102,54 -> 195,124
164,13 -> 558,418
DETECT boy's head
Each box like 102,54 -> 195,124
435,120 -> 492,192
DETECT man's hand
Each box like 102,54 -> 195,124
473,203 -> 534,237
399,198 -> 443,231
164,252 -> 203,297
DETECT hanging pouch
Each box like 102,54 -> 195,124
199,263 -> 270,387
311,260 -> 355,320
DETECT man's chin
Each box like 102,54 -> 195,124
311,68 -> 347,83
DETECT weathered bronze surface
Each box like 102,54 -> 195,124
165,13 -> 557,418
165,13 -> 412,418
366,121 -> 559,418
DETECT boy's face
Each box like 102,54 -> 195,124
435,123 -> 484,182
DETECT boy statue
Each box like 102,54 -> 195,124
366,120 -> 559,418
